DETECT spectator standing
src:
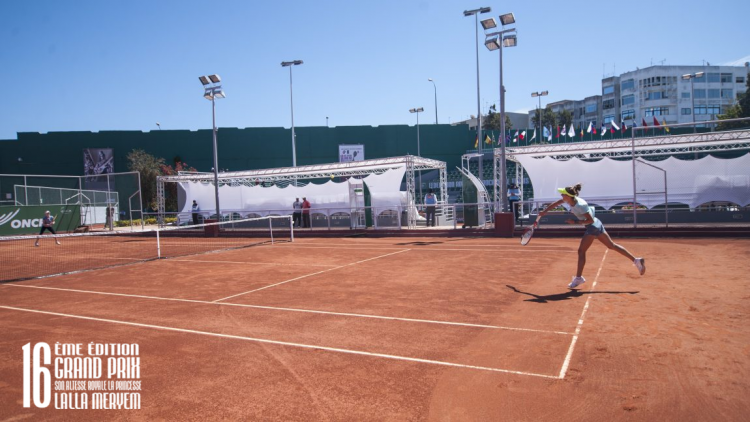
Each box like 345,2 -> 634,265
292,198 -> 302,227
508,184 -> 521,221
424,189 -> 437,227
301,197 -> 311,228
192,200 -> 200,225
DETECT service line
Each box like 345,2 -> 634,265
212,249 -> 411,302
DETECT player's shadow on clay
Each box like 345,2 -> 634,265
505,285 -> 639,303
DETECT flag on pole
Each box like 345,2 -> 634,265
600,124 -> 606,136
520,130 -> 526,141
567,125 -> 575,138
543,126 -> 550,140
586,121 -> 593,133
530,128 -> 537,141
593,125 -> 597,135
580,124 -> 584,138
653,117 -> 660,127
642,118 -> 648,127
621,120 -> 628,132
561,124 -> 566,138
547,126 -> 553,141
485,134 -> 492,145
611,120 -> 620,131
474,135 -> 478,148
662,119 -> 670,133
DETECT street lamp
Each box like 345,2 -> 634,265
483,12 -> 517,212
428,78 -> 438,124
464,6 -> 492,179
682,71 -> 704,133
410,107 -> 425,202
281,60 -> 303,167
531,91 -> 548,144
199,74 -> 226,219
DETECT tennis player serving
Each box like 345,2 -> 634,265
35,210 -> 61,246
539,183 -> 645,288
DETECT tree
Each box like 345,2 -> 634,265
127,149 -> 164,211
126,149 -> 197,212
483,104 -> 513,132
556,109 -> 573,128
717,72 -> 750,130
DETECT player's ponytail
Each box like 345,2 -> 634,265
572,183 -> 582,195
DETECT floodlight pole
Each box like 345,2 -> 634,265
428,78 -> 438,124
282,60 -> 303,168
410,107 -> 424,202
465,7 -> 491,181
211,94 -> 220,219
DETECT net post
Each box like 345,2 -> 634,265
269,216 -> 274,244
290,215 -> 294,242
156,224 -> 162,259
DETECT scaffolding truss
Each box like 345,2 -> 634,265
157,155 -> 447,229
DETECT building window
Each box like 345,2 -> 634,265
585,104 -> 597,113
720,73 -> 732,83
707,73 -> 720,83
645,107 -> 670,117
621,110 -> 635,121
681,92 -> 691,99
693,74 -> 706,83
646,91 -> 668,100
694,89 -> 706,99
708,89 -> 720,99
621,94 -> 634,106
604,115 -> 615,124
738,76 -> 746,84
681,108 -> 692,115
695,106 -> 721,115
721,89 -> 734,99
621,79 -> 634,90
603,85 -> 615,95
603,99 -> 615,109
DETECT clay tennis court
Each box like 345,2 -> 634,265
1,235 -> 749,420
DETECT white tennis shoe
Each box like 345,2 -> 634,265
634,258 -> 646,275
568,276 -> 586,289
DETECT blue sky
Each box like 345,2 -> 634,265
1,0 -> 748,140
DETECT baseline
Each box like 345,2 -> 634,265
0,304 -> 559,379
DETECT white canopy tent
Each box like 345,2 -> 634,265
498,128 -> 750,210
157,155 -> 448,228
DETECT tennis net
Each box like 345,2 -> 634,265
0,215 -> 293,282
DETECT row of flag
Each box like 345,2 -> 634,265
473,117 -> 670,147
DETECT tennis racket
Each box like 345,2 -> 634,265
520,216 -> 541,246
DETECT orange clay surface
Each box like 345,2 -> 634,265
1,236 -> 748,421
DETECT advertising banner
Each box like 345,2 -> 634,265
338,144 -> 365,162
0,205 -> 81,236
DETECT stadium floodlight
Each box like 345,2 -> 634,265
198,75 -> 226,219
485,36 -> 500,51
499,13 -> 515,25
281,60 -> 304,168
483,12 -> 518,213
480,17 -> 497,30
531,91 -> 549,148
428,78 -> 438,124
464,6 -> 492,179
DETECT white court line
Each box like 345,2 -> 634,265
557,249 -> 608,379
4,284 -> 571,335
0,305 -> 558,379
213,249 -> 411,303
169,259 -> 337,267
271,245 -> 575,253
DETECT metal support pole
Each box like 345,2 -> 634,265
499,44 -> 508,213
211,96 -> 221,220
474,13 -> 483,182
289,66 -> 297,168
